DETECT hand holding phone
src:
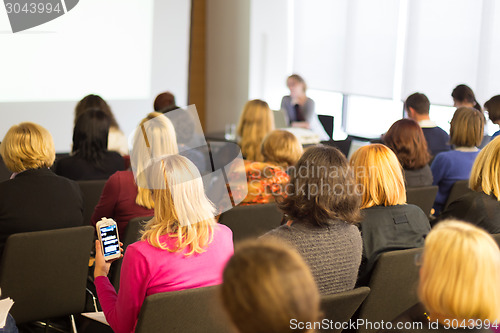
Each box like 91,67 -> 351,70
96,218 -> 121,262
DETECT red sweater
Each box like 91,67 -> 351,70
91,171 -> 154,238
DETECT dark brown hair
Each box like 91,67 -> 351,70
384,119 -> 431,169
153,92 -> 177,112
74,94 -> 119,129
450,107 -> 485,147
484,95 -> 500,123
221,239 -> 320,333
452,84 -> 482,112
279,145 -> 362,224
404,92 -> 430,115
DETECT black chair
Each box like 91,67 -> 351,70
493,233 -> 500,247
320,287 -> 370,333
0,226 -> 94,330
218,203 -> 284,242
443,179 -> 470,211
77,180 -> 107,225
111,216 -> 152,291
0,156 -> 11,183
406,186 -> 438,216
135,286 -> 233,333
357,248 -> 423,333
319,115 -> 334,140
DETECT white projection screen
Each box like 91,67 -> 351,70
0,0 -> 191,152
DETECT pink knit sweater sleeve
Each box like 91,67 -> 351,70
94,245 -> 150,333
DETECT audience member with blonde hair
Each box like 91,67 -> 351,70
382,220 -> 500,332
235,130 -> 303,205
221,239 -> 320,333
236,99 -> 274,161
431,107 -> 485,214
263,146 -> 363,295
75,94 -> 129,155
91,112 -> 178,236
0,122 -> 83,258
94,154 -> 233,333
437,137 -> 500,233
350,144 -> 430,285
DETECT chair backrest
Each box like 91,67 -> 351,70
406,186 -> 438,216
0,226 -> 95,324
218,203 -> 284,242
320,287 -> 370,333
443,179 -> 470,211
135,286 -> 233,333
0,156 -> 11,183
318,115 -> 334,140
111,216 -> 152,291
358,247 -> 423,333
77,180 -> 107,225
493,233 -> 500,247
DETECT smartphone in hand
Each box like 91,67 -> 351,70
96,218 -> 121,262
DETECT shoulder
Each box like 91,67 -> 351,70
262,224 -> 293,239
214,223 -> 233,240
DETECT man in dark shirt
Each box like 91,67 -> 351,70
405,92 -> 450,158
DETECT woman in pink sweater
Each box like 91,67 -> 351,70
94,155 -> 234,333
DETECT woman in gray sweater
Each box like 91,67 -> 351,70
263,146 -> 363,295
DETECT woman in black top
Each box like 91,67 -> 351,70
55,109 -> 125,180
0,122 -> 83,258
350,144 -> 430,285
436,137 -> 500,234
383,119 -> 433,187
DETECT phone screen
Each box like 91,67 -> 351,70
99,224 -> 120,257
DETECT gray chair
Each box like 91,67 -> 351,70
218,203 -> 284,242
320,287 -> 370,333
493,233 -> 500,247
135,286 -> 233,333
358,248 -> 423,333
0,226 -> 95,331
77,180 -> 107,225
443,179 -> 470,211
111,216 -> 152,291
406,186 -> 438,216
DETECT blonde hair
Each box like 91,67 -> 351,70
0,122 -> 55,173
469,136 -> 500,200
132,112 -> 179,209
236,99 -> 274,162
450,107 -> 485,147
261,130 -> 303,168
141,155 -> 216,256
221,239 -> 320,333
419,220 -> 500,323
350,144 -> 406,209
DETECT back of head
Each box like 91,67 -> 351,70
469,136 -> 500,199
75,94 -> 119,128
72,109 -> 111,166
153,92 -> 176,112
350,144 -> 406,209
221,239 -> 320,333
449,107 -> 484,147
452,84 -> 482,112
419,220 -> 500,322
261,130 -> 303,168
132,112 -> 179,209
280,145 -> 361,225
484,95 -> 500,123
141,154 -> 216,255
404,92 -> 430,115
384,119 -> 431,170
236,99 -> 275,161
0,122 -> 55,173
